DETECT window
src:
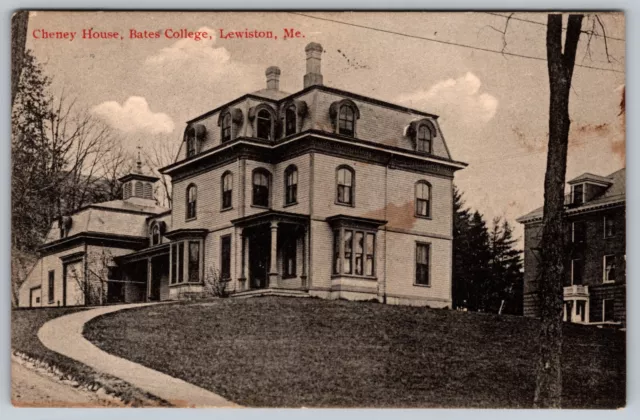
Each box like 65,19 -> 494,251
221,172 -> 233,210
221,113 -> 232,142
572,184 -> 584,205
221,235 -> 231,280
252,169 -> 270,207
151,224 -> 160,246
603,299 -> 615,322
604,216 -> 615,238
571,259 -> 583,285
186,130 -> 197,157
135,181 -> 143,197
48,271 -> 55,303
256,109 -> 273,140
336,166 -> 354,206
188,241 -> 200,283
338,105 -> 356,136
416,124 -> 433,153
178,242 -> 185,283
415,181 -> 431,218
285,105 -> 297,136
124,182 -> 132,199
603,255 -> 616,282
283,239 -> 296,277
332,229 -> 376,277
416,243 -> 430,285
285,165 -> 298,205
186,184 -> 197,220
572,221 -> 586,243
143,183 -> 153,200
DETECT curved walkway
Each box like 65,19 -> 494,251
38,303 -> 240,408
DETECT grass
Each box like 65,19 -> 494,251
84,297 -> 625,408
11,307 -> 168,406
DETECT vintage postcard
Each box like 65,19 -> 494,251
10,11 -> 625,408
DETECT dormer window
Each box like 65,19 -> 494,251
221,113 -> 232,142
185,124 -> 206,158
338,105 -> 355,136
257,109 -> 273,140
285,105 -> 297,136
572,184 -> 584,205
151,223 -> 161,246
417,125 -> 432,153
330,99 -> 360,137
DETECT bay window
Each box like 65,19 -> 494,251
170,239 -> 203,284
332,228 -> 376,278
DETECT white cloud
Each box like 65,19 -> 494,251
396,72 -> 498,124
91,96 -> 175,134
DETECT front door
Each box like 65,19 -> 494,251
249,228 -> 270,289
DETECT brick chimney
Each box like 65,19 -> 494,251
304,42 -> 323,88
266,66 -> 281,90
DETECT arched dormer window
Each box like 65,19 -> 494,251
330,99 -> 360,137
221,171 -> 233,210
185,124 -> 206,158
257,109 -> 273,140
186,184 -> 197,220
221,113 -> 232,142
336,165 -> 355,206
408,119 -> 436,154
284,165 -> 298,205
285,105 -> 297,136
150,223 -> 161,246
252,168 -> 271,207
415,181 -> 431,218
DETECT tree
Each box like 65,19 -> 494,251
487,217 -> 523,315
11,11 -> 29,107
534,13 -> 584,408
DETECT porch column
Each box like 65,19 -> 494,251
239,228 -> 247,291
146,258 -> 152,302
301,226 -> 308,288
269,221 -> 279,288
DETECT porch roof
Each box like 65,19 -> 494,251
115,243 -> 170,264
231,210 -> 309,228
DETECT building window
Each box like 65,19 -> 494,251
221,113 -> 232,142
124,182 -> 132,199
188,241 -> 200,283
186,130 -> 197,158
416,243 -> 430,286
571,259 -> 583,285
178,242 -> 185,283
332,229 -> 376,277
283,239 -> 296,278
604,216 -> 615,238
338,105 -> 356,136
572,221 -> 586,243
572,184 -> 584,205
221,171 -> 233,210
256,109 -> 273,140
151,224 -> 160,246
221,235 -> 231,280
285,165 -> 298,205
48,270 -> 55,303
336,166 -> 355,206
285,105 -> 297,136
186,184 -> 197,220
603,255 -> 616,283
143,183 -> 153,200
415,181 -> 431,218
416,124 -> 433,153
603,299 -> 615,322
252,169 -> 270,207
170,243 -> 178,284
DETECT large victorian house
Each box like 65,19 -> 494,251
518,168 -> 626,326
18,43 -> 466,308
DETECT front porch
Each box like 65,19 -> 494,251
232,210 -> 310,293
564,285 -> 589,324
114,243 -> 170,303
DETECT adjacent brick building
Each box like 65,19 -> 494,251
517,168 -> 626,326
18,43 -> 467,308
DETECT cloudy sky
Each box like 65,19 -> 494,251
25,11 -> 625,242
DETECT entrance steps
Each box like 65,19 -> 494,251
232,288 -> 310,299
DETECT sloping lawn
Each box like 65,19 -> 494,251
84,297 -> 625,408
12,307 -> 168,406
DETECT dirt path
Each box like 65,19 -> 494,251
12,360 -> 111,407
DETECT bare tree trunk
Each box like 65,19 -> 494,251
534,13 -> 583,408
11,11 -> 29,107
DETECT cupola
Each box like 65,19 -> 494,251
118,152 -> 159,203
